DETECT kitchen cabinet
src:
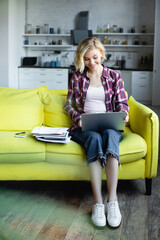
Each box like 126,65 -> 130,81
131,71 -> 152,103
18,68 -> 68,89
51,69 -> 68,89
121,71 -> 132,97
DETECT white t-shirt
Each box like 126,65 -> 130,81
84,86 -> 106,113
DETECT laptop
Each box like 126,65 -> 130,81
81,112 -> 126,132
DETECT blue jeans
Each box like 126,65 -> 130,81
71,129 -> 122,166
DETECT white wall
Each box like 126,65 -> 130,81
0,0 -> 8,87
26,0 -> 155,33
8,0 -> 25,88
152,0 -> 160,106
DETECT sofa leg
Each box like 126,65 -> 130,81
145,178 -> 152,195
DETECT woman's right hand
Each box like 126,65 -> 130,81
78,119 -> 82,128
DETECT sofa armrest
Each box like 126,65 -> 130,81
128,96 -> 159,178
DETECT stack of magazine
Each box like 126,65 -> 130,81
31,126 -> 70,143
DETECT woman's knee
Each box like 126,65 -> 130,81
86,131 -> 102,144
103,129 -> 121,141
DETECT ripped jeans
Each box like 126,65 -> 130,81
71,128 -> 122,167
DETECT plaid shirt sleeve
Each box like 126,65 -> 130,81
64,72 -> 81,124
112,72 -> 129,113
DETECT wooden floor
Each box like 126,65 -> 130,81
0,168 -> 160,240
0,106 -> 159,240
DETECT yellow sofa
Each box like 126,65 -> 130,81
0,86 -> 159,195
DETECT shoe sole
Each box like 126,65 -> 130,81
91,217 -> 106,227
107,217 -> 122,228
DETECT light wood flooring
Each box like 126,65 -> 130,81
0,106 -> 159,240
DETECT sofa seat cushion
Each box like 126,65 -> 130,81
120,127 -> 147,164
0,86 -> 47,131
46,127 -> 147,166
0,131 -> 45,163
46,140 -> 86,166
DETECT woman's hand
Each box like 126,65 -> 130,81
122,110 -> 129,123
78,119 -> 82,127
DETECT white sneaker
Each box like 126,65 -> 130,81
107,201 -> 122,227
91,203 -> 106,227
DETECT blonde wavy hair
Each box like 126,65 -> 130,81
74,37 -> 106,73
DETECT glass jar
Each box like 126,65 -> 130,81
106,24 -> 110,33
36,26 -> 40,34
113,25 -> 118,33
141,25 -> 146,33
44,24 -> 49,34
27,24 -> 32,34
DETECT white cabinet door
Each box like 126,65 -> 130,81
33,69 -> 52,89
121,71 -> 132,97
19,68 -> 36,88
131,71 -> 152,103
52,69 -> 68,89
19,68 -> 68,89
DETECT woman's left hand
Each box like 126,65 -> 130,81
122,110 -> 129,123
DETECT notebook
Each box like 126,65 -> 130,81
81,112 -> 126,132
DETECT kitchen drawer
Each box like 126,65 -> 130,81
132,84 -> 152,101
19,79 -> 38,89
19,68 -> 35,80
53,80 -> 68,89
19,68 -> 35,74
34,69 -> 52,81
132,71 -> 152,85
19,79 -> 52,89
52,69 -> 68,89
54,69 -> 68,76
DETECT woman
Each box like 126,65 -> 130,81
65,37 -> 129,228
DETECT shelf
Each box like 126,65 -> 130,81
103,44 -> 154,48
23,34 -> 71,37
22,44 -> 153,49
23,45 -> 72,48
93,32 -> 154,36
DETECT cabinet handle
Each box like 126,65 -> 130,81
56,81 -> 63,83
40,81 -> 45,83
40,74 -> 46,76
139,85 -> 146,87
139,77 -> 146,79
56,74 -> 63,76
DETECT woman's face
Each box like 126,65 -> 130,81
83,48 -> 102,71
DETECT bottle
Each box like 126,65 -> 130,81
106,24 -> 110,33
27,24 -> 32,34
104,37 -> 108,44
113,25 -> 118,33
36,26 -> 40,34
141,25 -> 146,33
56,57 -> 60,67
97,24 -> 103,33
44,24 -> 49,34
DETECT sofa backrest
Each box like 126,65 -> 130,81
39,89 -> 74,128
0,86 -> 47,131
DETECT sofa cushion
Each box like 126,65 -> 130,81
120,127 -> 147,163
39,90 -> 74,128
0,131 -> 45,163
45,127 -> 147,166
0,86 -> 47,131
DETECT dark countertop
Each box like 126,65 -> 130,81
18,66 -> 74,69
18,66 -> 153,71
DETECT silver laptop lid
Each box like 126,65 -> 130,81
81,112 -> 126,132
